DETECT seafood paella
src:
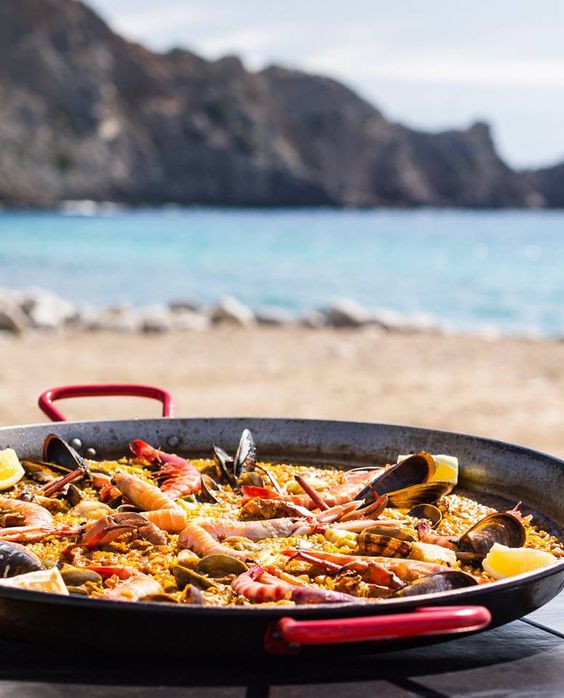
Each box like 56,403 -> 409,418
0,430 -> 560,606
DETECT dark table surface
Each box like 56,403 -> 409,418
0,592 -> 561,698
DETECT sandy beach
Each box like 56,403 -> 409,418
1,327 -> 563,458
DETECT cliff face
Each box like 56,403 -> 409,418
0,0 -> 556,207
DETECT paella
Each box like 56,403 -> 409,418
0,429 -> 560,606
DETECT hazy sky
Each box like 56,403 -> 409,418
88,0 -> 564,169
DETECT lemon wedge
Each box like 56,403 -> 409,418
0,567 -> 68,595
0,448 -> 25,490
430,454 -> 459,485
483,543 -> 557,579
397,453 -> 458,484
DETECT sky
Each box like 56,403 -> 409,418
88,0 -> 564,169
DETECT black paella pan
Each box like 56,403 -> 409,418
0,382 -> 561,657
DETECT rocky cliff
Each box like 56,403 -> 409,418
0,0 -> 559,207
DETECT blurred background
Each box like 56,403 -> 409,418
0,0 -> 563,455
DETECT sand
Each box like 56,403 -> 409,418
1,327 -> 563,458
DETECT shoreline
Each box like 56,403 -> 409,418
1,288 -> 562,341
1,327 -> 563,459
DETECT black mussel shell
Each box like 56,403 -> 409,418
233,429 -> 257,478
43,435 -> 90,478
0,542 -> 43,578
408,504 -> 443,527
458,512 -> 526,557
356,452 -> 435,503
172,565 -> 219,591
199,474 -> 222,503
388,482 -> 453,509
212,445 -> 236,487
393,570 -> 478,598
64,484 -> 84,507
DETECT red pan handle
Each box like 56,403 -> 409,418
264,605 -> 491,655
38,384 -> 175,422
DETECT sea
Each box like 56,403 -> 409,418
1,206 -> 563,337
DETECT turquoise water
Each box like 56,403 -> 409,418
1,207 -> 563,335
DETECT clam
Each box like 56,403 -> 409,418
388,482 -> 453,509
393,570 -> 478,598
233,429 -> 257,478
356,452 -> 435,503
457,512 -> 526,559
408,504 -> 443,528
357,526 -> 415,558
0,542 -> 43,578
172,564 -> 220,591
195,554 -> 248,578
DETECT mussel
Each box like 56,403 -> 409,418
0,541 -> 43,578
408,504 -> 443,528
233,429 -> 257,478
457,512 -> 526,559
393,570 -> 478,598
212,445 -> 236,487
43,434 -> 90,476
172,564 -> 220,591
356,452 -> 435,503
388,482 -> 453,509
199,474 -> 222,504
357,526 -> 415,558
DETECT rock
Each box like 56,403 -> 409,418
300,310 -> 328,329
211,297 -> 255,326
78,307 -> 141,333
0,300 -> 28,334
169,299 -> 202,313
170,310 -> 210,332
20,289 -> 76,330
324,299 -> 371,328
139,306 -> 173,333
255,307 -> 295,326
367,309 -> 440,333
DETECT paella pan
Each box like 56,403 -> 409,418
0,383 -> 561,656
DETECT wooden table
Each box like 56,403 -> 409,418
0,592 -> 561,697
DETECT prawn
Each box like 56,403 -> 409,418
113,472 -> 187,533
231,564 -> 359,604
89,566 -> 164,601
178,517 -> 313,560
241,481 -> 364,510
0,497 -> 55,542
80,512 -> 167,548
283,549 -> 452,583
130,439 -> 201,498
